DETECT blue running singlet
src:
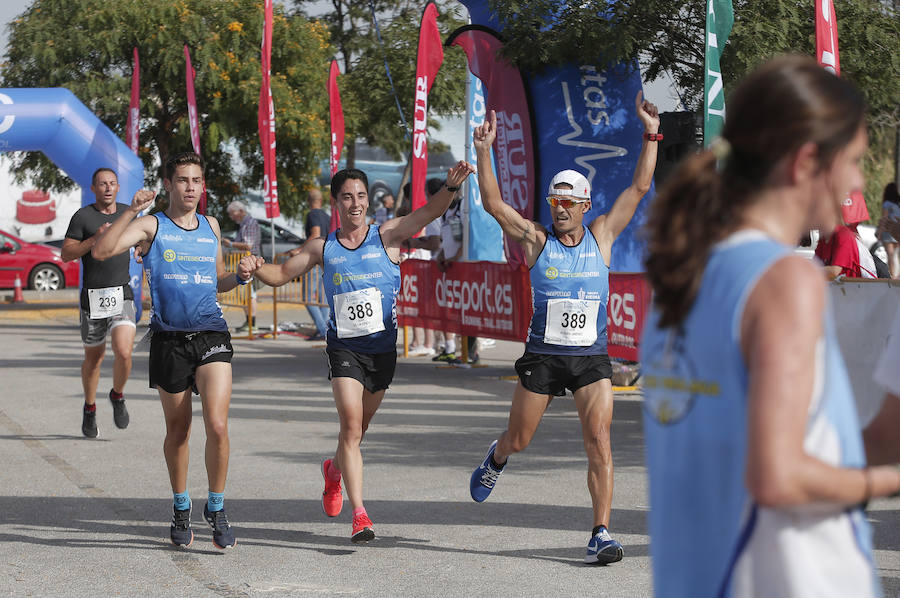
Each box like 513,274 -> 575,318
143,212 -> 227,332
322,225 -> 400,354
640,230 -> 877,598
526,225 -> 609,355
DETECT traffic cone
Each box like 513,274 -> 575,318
12,274 -> 24,303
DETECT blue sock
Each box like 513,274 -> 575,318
207,491 -> 224,512
174,491 -> 191,511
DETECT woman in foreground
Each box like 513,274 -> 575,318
640,55 -> 900,597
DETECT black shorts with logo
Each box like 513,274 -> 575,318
149,330 -> 234,394
514,352 -> 612,397
326,347 -> 396,393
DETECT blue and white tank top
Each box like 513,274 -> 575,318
640,231 -> 877,598
526,226 -> 609,355
323,225 -> 400,354
143,212 -> 227,332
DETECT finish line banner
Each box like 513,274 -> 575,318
398,260 -> 531,342
398,260 -> 651,356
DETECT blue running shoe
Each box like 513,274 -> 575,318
170,506 -> 193,547
470,440 -> 505,502
584,527 -> 624,564
203,502 -> 236,549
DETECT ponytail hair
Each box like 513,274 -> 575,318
644,55 -> 866,329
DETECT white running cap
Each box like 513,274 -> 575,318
548,169 -> 591,199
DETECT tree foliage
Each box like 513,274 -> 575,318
488,0 -> 899,210
295,0 -> 469,163
2,0 -> 333,219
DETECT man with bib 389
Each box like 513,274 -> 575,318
467,92 -> 660,564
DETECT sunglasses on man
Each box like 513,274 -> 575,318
546,195 -> 590,209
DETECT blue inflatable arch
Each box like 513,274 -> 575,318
0,88 -> 145,314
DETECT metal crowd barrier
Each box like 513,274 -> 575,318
270,252 -> 327,340
219,250 -> 257,339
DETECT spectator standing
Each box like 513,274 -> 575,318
370,193 -> 395,226
222,201 -> 261,331
431,188 -> 478,364
400,179 -> 442,357
876,182 -> 900,278
303,188 -> 332,341
815,190 -> 878,279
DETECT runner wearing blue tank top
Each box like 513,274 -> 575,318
93,152 -> 260,551
253,162 -> 476,543
641,57 -> 900,597
468,93 -> 660,564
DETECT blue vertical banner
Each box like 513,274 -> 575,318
528,63 -> 652,272
457,0 -> 653,272
465,72 -> 504,261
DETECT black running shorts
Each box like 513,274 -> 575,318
149,330 -> 234,394
326,347 -> 397,393
514,352 -> 612,397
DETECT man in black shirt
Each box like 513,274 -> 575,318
302,188 -> 331,340
62,168 -> 136,438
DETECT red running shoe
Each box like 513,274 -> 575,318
321,458 -> 343,517
351,512 -> 375,543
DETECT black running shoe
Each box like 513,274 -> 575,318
82,408 -> 98,438
203,503 -> 236,549
109,390 -> 129,429
170,506 -> 194,547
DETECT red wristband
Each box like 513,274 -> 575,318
643,132 -> 663,141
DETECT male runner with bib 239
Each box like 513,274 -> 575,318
62,168 -> 136,438
468,92 -> 659,564
93,152 -> 259,550
250,161 -> 475,543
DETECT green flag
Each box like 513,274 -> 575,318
704,0 -> 734,147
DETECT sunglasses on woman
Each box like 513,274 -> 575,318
546,195 -> 590,209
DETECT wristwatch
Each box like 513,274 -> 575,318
444,182 -> 460,192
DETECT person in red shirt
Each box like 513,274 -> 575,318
814,190 -> 877,279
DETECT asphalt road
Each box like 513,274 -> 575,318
0,298 -> 898,597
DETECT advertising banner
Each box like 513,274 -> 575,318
703,0 -> 734,146
815,0 -> 841,75
397,259 -> 531,342
183,44 -> 207,214
607,272 -> 652,361
258,0 -> 280,219
464,71 -> 503,262
411,2 -> 444,213
528,62 -> 651,272
328,58 -> 344,233
447,26 -> 535,269
125,47 -> 139,154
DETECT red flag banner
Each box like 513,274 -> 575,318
328,59 -> 344,232
397,259 -> 532,342
183,44 -> 207,213
816,0 -> 840,75
126,47 -> 140,154
328,60 -> 344,177
410,2 -> 444,213
258,0 -> 280,218
448,26 -> 535,269
607,272 -> 652,362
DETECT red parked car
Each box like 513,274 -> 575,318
0,228 -> 79,291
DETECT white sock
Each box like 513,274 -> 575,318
445,339 -> 456,354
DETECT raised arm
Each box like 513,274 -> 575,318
590,91 -> 660,253
742,256 -> 900,506
254,237 -> 324,288
380,161 -> 475,248
92,189 -> 157,260
474,110 -> 545,257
